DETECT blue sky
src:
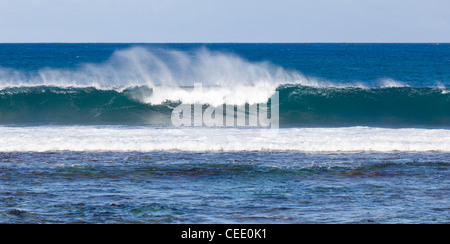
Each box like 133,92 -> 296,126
0,0 -> 449,42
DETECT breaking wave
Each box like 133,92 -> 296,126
0,47 -> 448,127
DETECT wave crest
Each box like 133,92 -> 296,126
0,47 -> 318,105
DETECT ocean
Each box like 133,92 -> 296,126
0,43 -> 449,224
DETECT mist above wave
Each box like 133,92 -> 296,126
0,46 -> 447,106
0,47 -> 319,105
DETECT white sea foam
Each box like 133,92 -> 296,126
0,126 -> 448,152
379,78 -> 409,88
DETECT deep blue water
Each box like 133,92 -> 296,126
0,44 -> 449,224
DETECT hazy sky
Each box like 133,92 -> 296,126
0,0 -> 449,42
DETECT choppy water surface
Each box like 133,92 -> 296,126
0,152 -> 448,224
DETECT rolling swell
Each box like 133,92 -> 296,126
0,85 -> 449,127
278,85 -> 450,127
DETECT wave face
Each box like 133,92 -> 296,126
0,85 -> 449,126
0,86 -> 172,125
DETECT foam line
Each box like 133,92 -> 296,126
0,126 -> 448,152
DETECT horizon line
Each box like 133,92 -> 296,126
0,42 -> 449,44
